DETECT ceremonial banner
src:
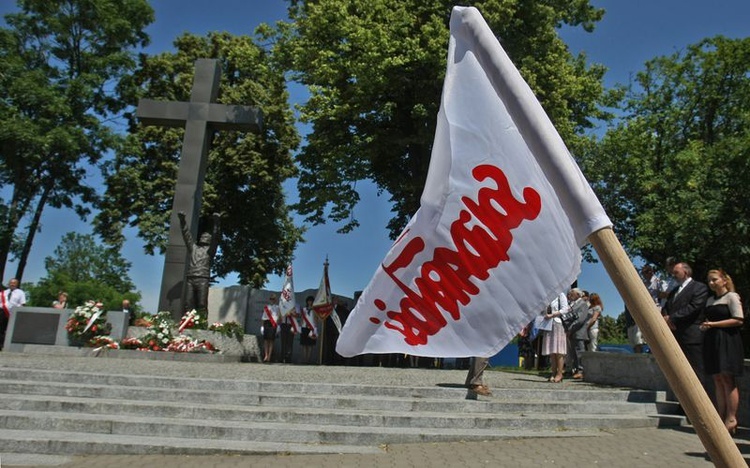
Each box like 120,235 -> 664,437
336,6 -> 611,358
279,264 -> 297,317
313,259 -> 334,320
330,308 -> 343,334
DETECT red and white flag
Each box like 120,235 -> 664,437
279,264 -> 297,317
336,6 -> 611,358
313,259 -> 334,320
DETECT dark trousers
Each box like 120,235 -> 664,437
280,323 -> 294,363
0,312 -> 8,350
680,341 -> 706,387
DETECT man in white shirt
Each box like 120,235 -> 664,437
1,278 -> 27,349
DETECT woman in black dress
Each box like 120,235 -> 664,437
700,268 -> 744,434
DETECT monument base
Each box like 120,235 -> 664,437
3,307 -> 128,352
126,327 -> 260,361
12,344 -> 241,363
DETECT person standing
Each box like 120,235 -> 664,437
630,264 -> 669,353
299,296 -> 318,365
542,292 -> 569,383
565,288 -> 590,380
0,278 -> 27,350
279,307 -> 299,364
700,268 -> 744,434
464,357 -> 491,396
663,262 -> 709,386
587,293 -> 603,352
121,299 -> 136,326
261,294 -> 280,363
52,291 -> 68,309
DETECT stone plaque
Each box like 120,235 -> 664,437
12,311 -> 59,345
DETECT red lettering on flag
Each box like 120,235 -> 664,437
372,164 -> 541,345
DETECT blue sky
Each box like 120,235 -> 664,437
2,0 -> 749,317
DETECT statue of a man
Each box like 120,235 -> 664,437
178,211 -> 220,314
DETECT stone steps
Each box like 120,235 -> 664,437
0,356 -> 674,457
0,380 -> 658,416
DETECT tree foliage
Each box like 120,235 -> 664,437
270,0 -> 608,238
581,36 -> 750,298
0,0 -> 153,281
95,32 -> 303,287
26,232 -> 140,310
598,313 -> 627,345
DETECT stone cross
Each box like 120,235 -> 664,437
136,59 -> 262,320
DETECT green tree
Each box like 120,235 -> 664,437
580,36 -> 750,299
26,232 -> 140,310
0,0 -> 154,282
269,0 -> 608,238
95,32 -> 303,287
598,313 -> 627,345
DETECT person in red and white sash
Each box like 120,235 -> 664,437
280,307 -> 300,364
299,295 -> 318,364
1,278 -> 26,350
261,294 -> 280,363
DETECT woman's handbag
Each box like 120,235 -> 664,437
560,310 -> 579,331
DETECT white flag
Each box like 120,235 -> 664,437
336,6 -> 611,358
330,308 -> 343,334
312,259 -> 334,320
279,264 -> 297,317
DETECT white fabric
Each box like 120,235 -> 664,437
1,288 -> 26,309
336,6 -> 611,358
301,307 -> 318,336
675,277 -> 692,297
312,261 -> 334,318
549,293 -> 569,323
279,264 -> 297,317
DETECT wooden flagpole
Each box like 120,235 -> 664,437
589,227 -> 743,467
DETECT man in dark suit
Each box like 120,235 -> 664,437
663,262 -> 709,385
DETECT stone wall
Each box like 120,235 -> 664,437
583,351 -> 750,427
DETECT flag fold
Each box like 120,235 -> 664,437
279,264 -> 297,317
313,259 -> 334,320
336,6 -> 611,358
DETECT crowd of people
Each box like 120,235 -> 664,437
659,261 -> 744,435
261,293 -> 342,365
535,287 -> 602,383
527,258 -> 744,436
1,258 -> 745,431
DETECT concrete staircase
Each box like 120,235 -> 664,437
0,354 -> 677,457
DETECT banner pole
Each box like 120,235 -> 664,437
318,317 -> 325,366
589,227 -> 743,467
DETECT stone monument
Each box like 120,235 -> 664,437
136,59 -> 262,320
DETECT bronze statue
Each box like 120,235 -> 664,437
178,211 -> 220,314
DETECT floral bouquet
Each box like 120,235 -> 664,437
141,311 -> 175,351
166,335 -> 216,353
90,336 -> 119,350
119,337 -> 145,350
133,316 -> 153,327
65,300 -> 112,347
208,321 -> 244,341
177,309 -> 207,333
